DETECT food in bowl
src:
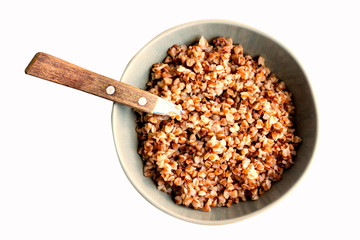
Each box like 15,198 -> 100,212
135,36 -> 301,211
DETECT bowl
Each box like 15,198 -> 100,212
111,19 -> 317,224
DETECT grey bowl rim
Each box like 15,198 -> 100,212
111,19 -> 318,225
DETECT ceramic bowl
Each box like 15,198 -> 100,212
111,19 -> 317,225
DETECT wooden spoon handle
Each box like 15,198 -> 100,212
25,52 -> 157,113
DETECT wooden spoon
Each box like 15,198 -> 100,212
25,52 -> 182,115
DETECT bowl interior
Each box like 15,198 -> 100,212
111,20 -> 317,224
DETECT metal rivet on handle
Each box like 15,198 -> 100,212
138,97 -> 147,106
106,85 -> 115,95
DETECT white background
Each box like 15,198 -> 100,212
1,0 -> 359,239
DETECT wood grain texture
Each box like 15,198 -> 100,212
25,52 -> 158,113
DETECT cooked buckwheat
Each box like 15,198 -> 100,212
136,37 -> 301,211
